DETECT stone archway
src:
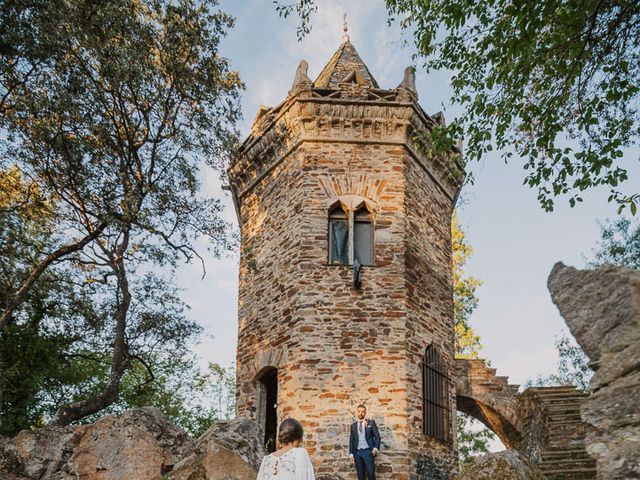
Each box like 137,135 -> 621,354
454,358 -> 523,448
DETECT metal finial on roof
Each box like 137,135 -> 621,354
343,13 -> 349,42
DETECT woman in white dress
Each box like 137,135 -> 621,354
256,418 -> 315,480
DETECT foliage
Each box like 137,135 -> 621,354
457,413 -> 496,467
0,166 -> 83,435
526,334 -> 592,392
450,212 -> 497,461
0,0 -> 241,425
273,1 -> 318,41
71,359 -> 236,437
278,0 -> 640,213
587,217 -> 640,269
452,212 -> 482,358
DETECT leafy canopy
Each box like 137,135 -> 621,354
276,0 -> 640,213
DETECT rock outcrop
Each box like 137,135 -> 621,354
0,409 -> 261,480
549,263 -> 640,480
169,416 -> 263,480
458,450 -> 545,480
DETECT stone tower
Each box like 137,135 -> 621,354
229,41 -> 464,479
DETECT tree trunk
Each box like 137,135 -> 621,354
49,230 -> 130,426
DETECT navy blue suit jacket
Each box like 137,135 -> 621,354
349,419 -> 381,455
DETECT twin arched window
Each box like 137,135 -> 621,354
422,344 -> 450,442
329,202 -> 374,266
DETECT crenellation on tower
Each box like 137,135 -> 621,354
230,40 -> 464,479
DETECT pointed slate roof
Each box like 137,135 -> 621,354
314,41 -> 379,89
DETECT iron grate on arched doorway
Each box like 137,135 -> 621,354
422,344 -> 451,442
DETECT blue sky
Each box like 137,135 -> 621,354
176,0 -> 639,390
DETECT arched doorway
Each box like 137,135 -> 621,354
257,367 -> 278,453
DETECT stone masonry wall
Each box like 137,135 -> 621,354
403,149 -> 458,479
236,135 -> 412,479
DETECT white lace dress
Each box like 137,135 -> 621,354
256,447 -> 316,480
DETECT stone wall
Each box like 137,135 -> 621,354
404,140 -> 458,477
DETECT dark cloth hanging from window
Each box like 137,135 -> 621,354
330,219 -> 349,264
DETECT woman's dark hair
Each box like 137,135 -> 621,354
278,418 -> 304,445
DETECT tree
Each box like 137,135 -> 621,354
457,413 -> 496,466
452,212 -> 482,358
0,0 -> 241,426
587,217 -> 640,269
526,334 -> 592,392
275,1 -> 640,213
451,213 -> 497,464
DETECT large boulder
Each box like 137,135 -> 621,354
0,423 -> 85,479
169,416 -> 263,480
0,408 -> 193,480
548,263 -> 640,479
458,450 -> 545,480
66,407 -> 193,479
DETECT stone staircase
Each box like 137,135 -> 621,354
527,386 -> 596,480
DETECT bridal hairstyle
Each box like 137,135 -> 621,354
278,418 -> 304,445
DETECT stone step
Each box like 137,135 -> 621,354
546,440 -> 586,451
540,397 -> 584,405
541,450 -> 592,462
547,429 -> 588,438
545,410 -> 582,419
543,403 -> 582,412
539,398 -> 586,406
531,387 -> 588,399
540,400 -> 585,408
534,388 -> 588,395
539,467 -> 597,480
536,395 -> 588,403
547,421 -> 586,431
538,393 -> 586,400
530,385 -> 584,390
539,457 -> 596,468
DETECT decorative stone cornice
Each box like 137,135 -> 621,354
229,92 -> 465,217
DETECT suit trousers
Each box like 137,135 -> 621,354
354,448 -> 376,480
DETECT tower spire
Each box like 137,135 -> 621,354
343,13 -> 349,42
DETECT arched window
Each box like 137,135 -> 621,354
354,205 -> 374,266
422,344 -> 450,442
327,197 -> 375,266
329,204 -> 349,265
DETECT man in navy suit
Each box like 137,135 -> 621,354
349,405 -> 381,480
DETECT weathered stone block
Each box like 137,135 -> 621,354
458,450 -> 545,480
169,416 -> 263,480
